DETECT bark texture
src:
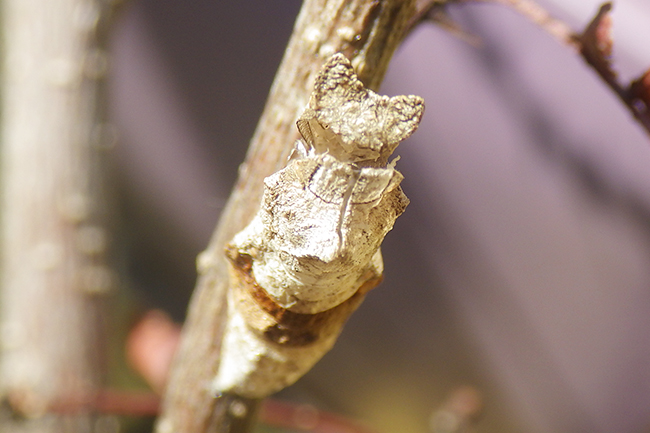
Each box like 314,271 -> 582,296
0,0 -> 116,431
156,0 -> 418,432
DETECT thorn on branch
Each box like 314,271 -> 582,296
574,2 -> 650,137
576,2 -> 616,84
630,69 -> 650,111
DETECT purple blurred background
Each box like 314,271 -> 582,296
108,1 -> 650,432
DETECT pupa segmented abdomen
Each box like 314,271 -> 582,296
213,53 -> 424,398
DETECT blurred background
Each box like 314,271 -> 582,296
107,1 -> 650,432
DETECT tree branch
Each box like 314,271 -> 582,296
0,0 -> 118,431
155,1 -> 419,432
410,0 -> 650,138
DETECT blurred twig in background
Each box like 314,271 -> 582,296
0,0 -> 119,431
429,387 -> 483,433
410,0 -> 650,137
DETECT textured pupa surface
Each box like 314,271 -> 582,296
214,53 -> 425,398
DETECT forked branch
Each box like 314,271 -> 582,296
410,0 -> 650,137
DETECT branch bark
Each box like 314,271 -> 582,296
156,0 -> 418,432
0,0 -> 117,431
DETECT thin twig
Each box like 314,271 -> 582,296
47,391 -> 379,433
406,0 -> 449,33
574,3 -> 650,136
47,390 -> 161,417
474,0 -> 578,48
407,0 -> 576,47
406,1 -> 482,45
411,0 -> 650,138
